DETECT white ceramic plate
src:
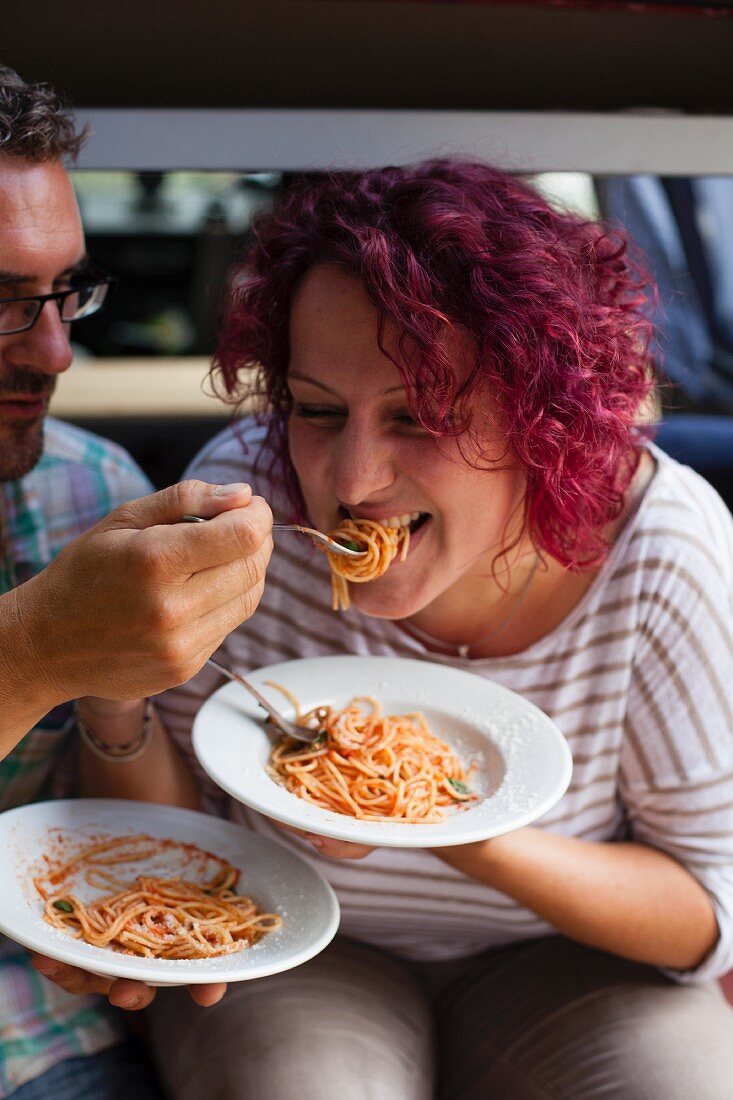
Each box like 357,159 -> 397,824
193,655 -> 573,848
0,799 -> 339,985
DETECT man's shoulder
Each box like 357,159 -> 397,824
21,419 -> 153,550
39,418 -> 150,486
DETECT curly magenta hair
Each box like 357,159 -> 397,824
213,160 -> 656,568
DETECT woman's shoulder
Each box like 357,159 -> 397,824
627,446 -> 733,584
184,418 -> 268,483
558,446 -> 733,660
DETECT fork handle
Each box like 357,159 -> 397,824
206,658 -> 314,742
207,659 -> 286,728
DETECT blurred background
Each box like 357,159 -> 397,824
59,165 -> 733,506
4,0 -> 733,499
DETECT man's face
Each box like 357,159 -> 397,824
0,157 -> 85,480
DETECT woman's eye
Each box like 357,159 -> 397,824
293,404 -> 344,422
394,412 -> 422,429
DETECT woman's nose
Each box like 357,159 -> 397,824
331,422 -> 395,506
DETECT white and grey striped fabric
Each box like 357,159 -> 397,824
157,421 -> 733,982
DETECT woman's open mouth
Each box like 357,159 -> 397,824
339,508 -> 431,538
378,511 -> 429,535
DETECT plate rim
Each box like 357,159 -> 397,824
0,798 -> 340,984
193,654 -> 573,848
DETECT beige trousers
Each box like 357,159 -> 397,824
146,936 -> 733,1100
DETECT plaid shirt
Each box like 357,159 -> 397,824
0,417 -> 152,1097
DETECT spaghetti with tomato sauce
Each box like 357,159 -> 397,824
35,835 -> 281,959
268,688 -> 476,823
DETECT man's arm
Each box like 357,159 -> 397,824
0,479 -> 271,759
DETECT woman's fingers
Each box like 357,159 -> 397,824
31,954 -> 113,998
273,819 -> 375,859
31,954 -> 156,1009
31,951 -> 227,1011
107,977 -> 158,1011
188,982 -> 227,1006
306,835 -> 375,859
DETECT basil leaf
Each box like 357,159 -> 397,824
335,538 -> 362,552
53,899 -> 74,913
448,778 -> 470,796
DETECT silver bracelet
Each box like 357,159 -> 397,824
74,699 -> 154,763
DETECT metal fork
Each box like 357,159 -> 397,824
207,658 -> 322,744
181,515 -> 366,558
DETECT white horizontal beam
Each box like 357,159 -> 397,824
77,109 -> 733,176
51,360 -> 235,417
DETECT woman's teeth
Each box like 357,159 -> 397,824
378,511 -> 422,529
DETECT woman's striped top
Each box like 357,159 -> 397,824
156,420 -> 733,982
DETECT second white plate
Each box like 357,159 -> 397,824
0,799 -> 339,985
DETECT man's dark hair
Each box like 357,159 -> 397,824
0,64 -> 85,162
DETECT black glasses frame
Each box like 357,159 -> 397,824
0,273 -> 116,335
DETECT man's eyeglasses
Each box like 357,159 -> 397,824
0,271 -> 115,336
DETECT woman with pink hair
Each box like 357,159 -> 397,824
50,161 -> 733,1097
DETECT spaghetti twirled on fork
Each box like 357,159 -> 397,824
324,518 -> 410,611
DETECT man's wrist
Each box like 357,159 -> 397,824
0,584 -> 64,718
